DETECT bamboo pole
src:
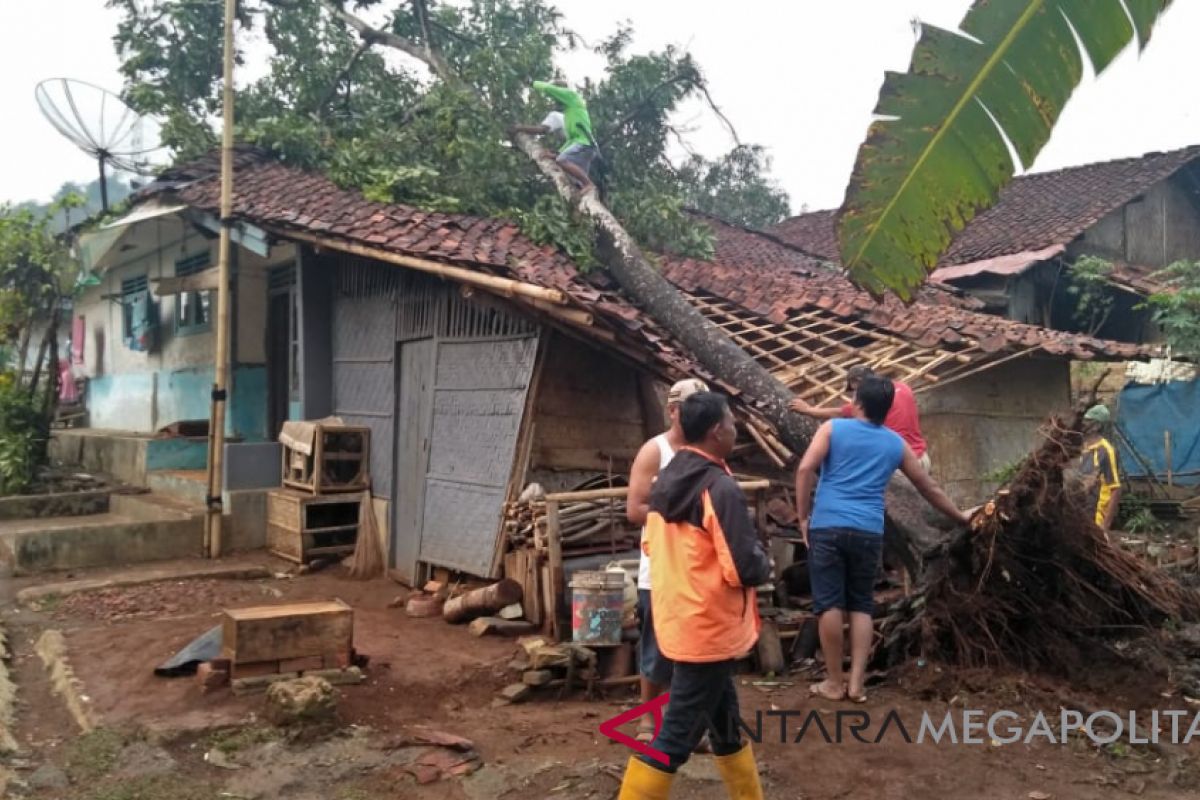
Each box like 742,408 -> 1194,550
544,480 -> 770,504
1165,430 -> 1174,489
269,228 -> 567,305
204,0 -> 236,558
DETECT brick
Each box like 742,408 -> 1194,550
323,651 -> 352,670
498,683 -> 531,703
196,662 -> 230,691
231,660 -> 280,680
280,656 -> 325,673
521,670 -> 554,687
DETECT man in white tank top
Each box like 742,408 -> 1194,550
626,378 -> 707,741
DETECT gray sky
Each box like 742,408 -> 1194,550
3,0 -> 1198,212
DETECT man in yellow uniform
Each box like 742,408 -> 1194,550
1079,404 -> 1121,531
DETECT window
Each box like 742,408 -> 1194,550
175,252 -> 212,334
121,275 -> 148,340
269,266 -> 300,405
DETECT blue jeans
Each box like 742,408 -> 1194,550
808,527 -> 883,615
637,589 -> 674,686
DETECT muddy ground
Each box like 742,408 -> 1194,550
2,557 -> 1198,799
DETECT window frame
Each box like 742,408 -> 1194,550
174,252 -> 213,336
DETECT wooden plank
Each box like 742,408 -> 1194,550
393,336 -> 436,585
532,446 -> 635,473
221,600 -> 353,664
152,267 -> 220,296
544,480 -> 769,504
468,617 -> 537,637
545,500 -> 564,642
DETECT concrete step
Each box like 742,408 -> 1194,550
146,469 -> 209,506
0,509 -> 204,576
111,491 -> 204,522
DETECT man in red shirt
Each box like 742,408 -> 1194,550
790,366 -> 930,472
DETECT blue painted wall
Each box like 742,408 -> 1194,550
86,365 -> 269,442
145,438 -> 209,471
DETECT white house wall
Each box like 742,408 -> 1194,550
72,213 -> 293,439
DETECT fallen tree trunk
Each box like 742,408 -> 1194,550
511,135 -> 818,455
315,2 -> 948,571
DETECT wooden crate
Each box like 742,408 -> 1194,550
267,488 -> 362,564
282,424 -> 370,495
221,599 -> 353,665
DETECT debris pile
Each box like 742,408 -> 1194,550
877,413 -> 1200,673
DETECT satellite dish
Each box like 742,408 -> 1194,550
35,78 -> 165,212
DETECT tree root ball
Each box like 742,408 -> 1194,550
264,676 -> 337,727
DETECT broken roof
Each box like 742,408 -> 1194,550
772,145 -> 1200,282
143,150 -> 1156,455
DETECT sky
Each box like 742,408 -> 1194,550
3,0 -> 1199,214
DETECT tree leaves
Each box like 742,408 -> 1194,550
108,0 -> 788,263
839,0 -> 1174,300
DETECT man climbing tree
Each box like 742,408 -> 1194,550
525,79 -> 599,193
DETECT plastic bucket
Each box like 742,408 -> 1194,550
570,570 -> 626,646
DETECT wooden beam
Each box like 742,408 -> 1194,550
545,480 -> 769,504
271,227 -> 567,306
153,268 -> 220,296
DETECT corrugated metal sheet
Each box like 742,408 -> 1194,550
418,335 -> 538,576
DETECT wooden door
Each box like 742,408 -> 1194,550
391,337 -> 435,584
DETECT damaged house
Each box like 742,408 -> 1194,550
773,145 -> 1200,491
56,149 -> 1155,585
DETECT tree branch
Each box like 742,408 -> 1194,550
696,80 -> 741,147
314,38 -> 372,119
317,0 -> 455,82
412,0 -> 434,63
615,73 -> 695,130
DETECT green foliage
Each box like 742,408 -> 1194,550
0,376 -> 43,494
838,0 -> 1172,299
677,145 -> 790,230
1144,259 -> 1200,357
984,459 -> 1022,485
107,0 -> 787,264
1066,255 -> 1116,335
0,198 -> 77,492
1118,493 -> 1165,536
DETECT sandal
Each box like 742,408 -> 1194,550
847,692 -> 868,704
636,717 -> 656,744
808,680 -> 846,701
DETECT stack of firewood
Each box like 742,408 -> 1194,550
504,497 -> 637,555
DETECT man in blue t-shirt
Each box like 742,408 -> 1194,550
795,376 -> 969,703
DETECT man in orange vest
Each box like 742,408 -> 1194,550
617,391 -> 769,800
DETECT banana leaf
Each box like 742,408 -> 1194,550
839,0 -> 1174,300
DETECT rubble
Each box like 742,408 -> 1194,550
264,676 -> 337,727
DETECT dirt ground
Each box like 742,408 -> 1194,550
2,557 -> 1198,799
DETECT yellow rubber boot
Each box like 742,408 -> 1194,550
713,743 -> 764,800
617,755 -> 675,799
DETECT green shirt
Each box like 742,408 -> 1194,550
532,81 -> 594,152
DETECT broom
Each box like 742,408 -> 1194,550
349,482 -> 385,579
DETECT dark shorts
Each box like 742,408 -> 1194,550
637,589 -> 674,686
808,527 -> 884,615
557,144 -> 598,177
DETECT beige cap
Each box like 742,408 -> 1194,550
667,378 -> 708,405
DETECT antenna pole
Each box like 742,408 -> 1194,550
205,0 -> 236,558
98,156 -> 108,213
